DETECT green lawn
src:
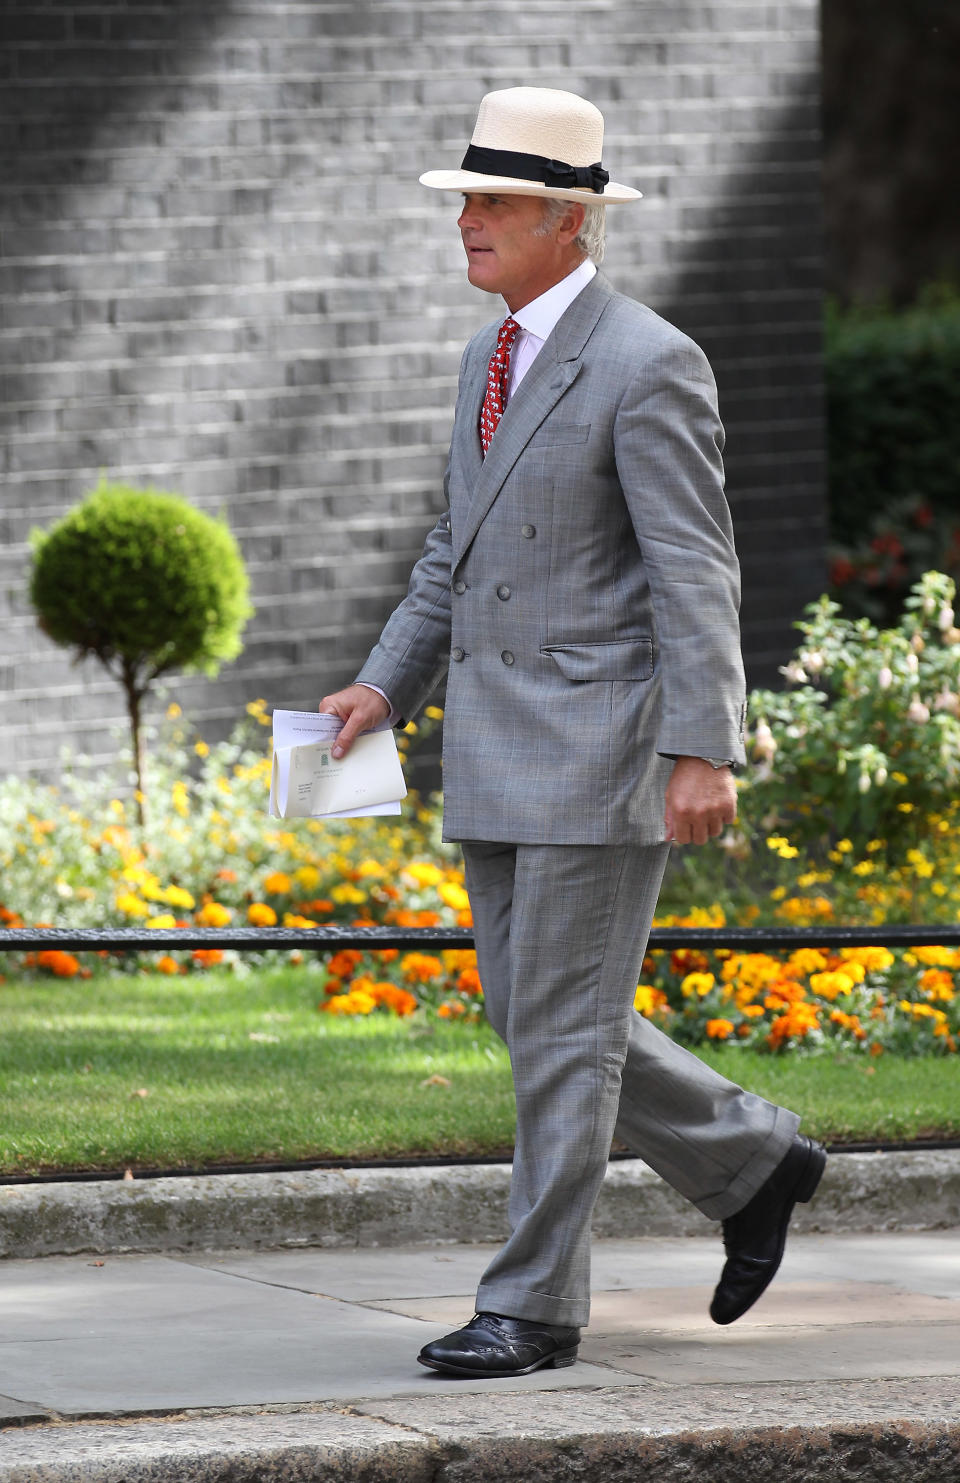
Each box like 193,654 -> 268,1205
1,967 -> 957,1176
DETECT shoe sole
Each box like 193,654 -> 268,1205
417,1345 -> 579,1378
711,1139 -> 827,1326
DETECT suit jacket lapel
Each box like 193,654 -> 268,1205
451,273 -> 614,567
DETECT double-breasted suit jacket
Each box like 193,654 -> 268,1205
357,271 -> 747,845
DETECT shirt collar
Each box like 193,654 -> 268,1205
511,258 -> 597,342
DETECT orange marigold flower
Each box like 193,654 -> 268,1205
282,913 -> 317,929
457,966 -> 483,996
327,950 -> 364,979
262,871 -> 292,895
437,1001 -> 467,1018
215,868 -> 238,883
36,949 -> 80,978
155,955 -> 183,975
401,952 -> 444,982
192,948 -> 224,967
706,1018 -> 735,1039
247,902 -> 277,927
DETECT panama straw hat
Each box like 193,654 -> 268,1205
419,86 -> 642,205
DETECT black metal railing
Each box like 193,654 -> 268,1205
3,924 -> 960,954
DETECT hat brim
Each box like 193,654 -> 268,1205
419,169 -> 641,204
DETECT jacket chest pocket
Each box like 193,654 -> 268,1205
541,637 -> 654,682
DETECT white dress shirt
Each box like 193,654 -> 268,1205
507,258 -> 597,397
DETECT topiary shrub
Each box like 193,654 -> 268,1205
30,479 -> 253,825
827,290 -> 960,621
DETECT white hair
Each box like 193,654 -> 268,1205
536,196 -> 606,263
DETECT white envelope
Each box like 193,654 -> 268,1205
270,722 -> 406,820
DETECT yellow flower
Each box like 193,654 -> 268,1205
897,802 -> 914,813
836,838 -> 853,854
809,970 -> 856,1001
146,913 -> 177,930
786,949 -> 828,977
424,706 -> 444,720
439,881 -> 470,912
323,989 -> 376,1015
195,740 -> 210,758
248,902 -> 277,926
115,892 -> 151,918
283,913 -> 317,929
166,702 -> 182,719
840,946 -> 895,973
681,971 -> 716,998
355,860 -> 384,879
405,861 -> 444,888
331,883 -> 367,904
853,860 -> 875,876
294,865 -> 321,890
263,872 -> 291,895
164,884 -> 195,911
171,780 -> 190,819
196,901 -> 232,927
891,772 -> 908,785
634,985 -> 668,1016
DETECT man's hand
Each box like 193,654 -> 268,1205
664,756 -> 736,845
319,684 -> 391,759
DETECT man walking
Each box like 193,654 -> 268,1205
320,87 -> 825,1378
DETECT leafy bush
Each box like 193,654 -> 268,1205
827,290 -> 960,620
745,570 -> 960,852
30,480 -> 252,822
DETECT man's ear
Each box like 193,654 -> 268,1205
556,203 -> 586,244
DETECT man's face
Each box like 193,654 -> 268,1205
457,193 -> 581,312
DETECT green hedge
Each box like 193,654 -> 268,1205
827,291 -> 960,619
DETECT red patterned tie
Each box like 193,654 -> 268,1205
479,316 -> 521,456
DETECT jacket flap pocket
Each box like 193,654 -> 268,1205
541,637 -> 654,682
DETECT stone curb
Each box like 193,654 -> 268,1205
1,1382 -> 958,1482
1,1150 -> 958,1260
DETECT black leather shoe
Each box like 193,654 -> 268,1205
710,1134 -> 827,1326
417,1311 -> 580,1377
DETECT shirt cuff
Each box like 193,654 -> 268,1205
356,682 -> 401,729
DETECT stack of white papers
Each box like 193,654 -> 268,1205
269,709 -> 406,820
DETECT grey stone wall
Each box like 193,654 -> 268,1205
0,0 -> 825,777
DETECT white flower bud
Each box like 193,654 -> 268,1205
858,772 -> 872,793
779,661 -> 808,685
753,721 -> 777,763
878,666 -> 893,689
923,593 -> 936,615
906,652 -> 919,674
801,649 -> 825,675
874,766 -> 888,786
939,606 -> 955,631
907,699 -> 931,724
934,689 -> 960,716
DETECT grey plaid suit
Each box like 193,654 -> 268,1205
357,272 -> 798,1326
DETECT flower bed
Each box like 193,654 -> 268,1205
3,572 -> 960,1055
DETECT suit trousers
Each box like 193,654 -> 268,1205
461,840 -> 800,1328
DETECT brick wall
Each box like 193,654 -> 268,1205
0,0 -> 825,777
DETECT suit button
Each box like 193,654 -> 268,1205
501,650 -> 515,666
521,524 -> 536,538
496,584 -> 511,600
453,579 -> 467,594
451,647 -> 465,662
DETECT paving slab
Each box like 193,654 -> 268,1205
1,1231 -> 958,1481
